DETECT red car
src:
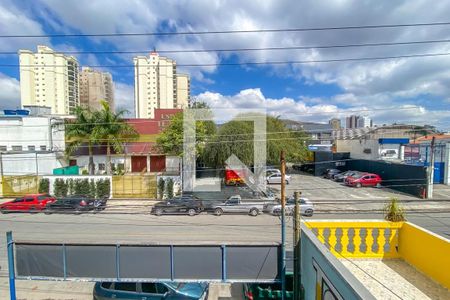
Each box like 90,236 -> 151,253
345,173 -> 382,188
0,194 -> 56,213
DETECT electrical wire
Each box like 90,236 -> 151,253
4,38 -> 450,55
7,51 -> 450,68
3,21 -> 450,38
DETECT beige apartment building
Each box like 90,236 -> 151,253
79,67 -> 114,111
134,52 -> 190,118
19,45 -> 79,115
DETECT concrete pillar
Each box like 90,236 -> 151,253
147,155 -> 151,173
444,143 -> 450,185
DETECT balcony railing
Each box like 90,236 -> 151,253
305,221 -> 402,258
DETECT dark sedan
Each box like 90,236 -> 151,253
44,195 -> 96,214
151,196 -> 204,216
323,169 -> 342,179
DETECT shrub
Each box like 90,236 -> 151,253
96,179 -> 111,198
384,197 -> 406,222
166,178 -> 174,199
38,178 -> 50,194
158,178 -> 165,199
54,179 -> 68,197
67,179 -> 74,195
89,179 -> 96,198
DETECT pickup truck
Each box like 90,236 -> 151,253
211,195 -> 265,216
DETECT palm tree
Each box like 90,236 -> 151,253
92,101 -> 138,175
65,106 -> 97,175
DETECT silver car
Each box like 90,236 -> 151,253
266,173 -> 291,184
270,198 -> 314,216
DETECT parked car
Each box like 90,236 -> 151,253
44,195 -> 96,214
345,173 -> 382,188
0,194 -> 56,213
333,170 -> 364,182
151,195 -> 204,216
270,197 -> 314,217
244,273 -> 293,299
266,168 -> 281,176
211,195 -> 264,216
267,173 -> 291,184
93,281 -> 208,300
323,169 -> 342,179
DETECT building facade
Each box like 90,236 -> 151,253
19,45 -> 79,115
134,52 -> 190,118
357,115 -> 373,128
345,115 -> 359,129
328,118 -> 341,130
79,67 -> 114,111
0,110 -> 66,175
176,73 -> 190,109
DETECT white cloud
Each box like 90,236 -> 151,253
0,73 -> 20,110
196,88 -> 450,129
114,82 -> 134,117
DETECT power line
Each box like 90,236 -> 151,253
3,21 -> 450,38
7,51 -> 450,68
4,38 -> 450,55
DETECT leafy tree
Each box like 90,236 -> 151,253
156,111 -> 216,157
91,101 -> 138,174
203,115 -> 309,168
65,107 -> 97,175
384,197 -> 406,222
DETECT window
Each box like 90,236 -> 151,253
12,145 -> 22,151
100,282 -> 112,289
37,196 -> 48,201
40,145 -> 47,151
0,146 -> 7,151
141,283 -> 157,293
156,283 -> 168,294
28,145 -> 35,151
25,197 -> 34,202
114,283 -> 136,292
98,163 -> 106,171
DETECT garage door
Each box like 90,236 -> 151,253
131,156 -> 147,173
150,155 -> 166,172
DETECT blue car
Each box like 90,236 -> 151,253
93,281 -> 208,300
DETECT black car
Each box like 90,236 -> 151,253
151,195 -> 204,216
334,170 -> 363,182
44,195 -> 96,214
323,168 -> 342,179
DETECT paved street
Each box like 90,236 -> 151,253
0,173 -> 449,299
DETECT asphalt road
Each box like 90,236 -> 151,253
0,173 -> 449,299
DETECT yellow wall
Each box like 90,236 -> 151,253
399,222 -> 450,289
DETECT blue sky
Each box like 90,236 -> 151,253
1,0 -> 450,129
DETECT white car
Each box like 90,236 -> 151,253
266,168 -> 281,176
271,198 -> 314,216
266,173 -> 291,184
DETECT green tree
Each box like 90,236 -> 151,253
65,107 -> 97,175
158,178 -> 165,199
203,115 -> 308,168
38,178 -> 50,194
166,178 -> 174,199
156,111 -> 216,157
92,101 -> 138,175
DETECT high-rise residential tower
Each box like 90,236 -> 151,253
134,52 -> 190,118
79,67 -> 114,111
19,45 -> 79,115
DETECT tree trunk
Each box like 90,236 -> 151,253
88,145 -> 95,175
106,143 -> 112,175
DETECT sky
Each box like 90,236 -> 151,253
0,0 -> 450,129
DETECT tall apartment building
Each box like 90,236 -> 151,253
176,73 -> 190,109
346,115 -> 373,128
80,67 -> 114,111
134,52 -> 190,118
357,115 -> 373,128
329,118 -> 341,130
19,45 -> 79,115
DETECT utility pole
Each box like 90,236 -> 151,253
427,136 -> 436,199
293,191 -> 301,300
280,150 -> 286,300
